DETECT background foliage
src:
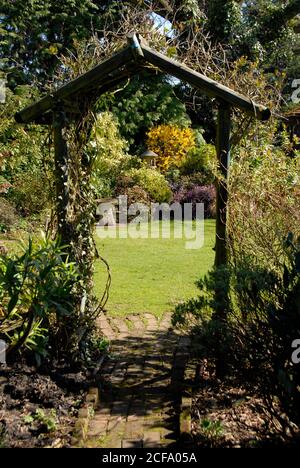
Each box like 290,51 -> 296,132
147,124 -> 195,171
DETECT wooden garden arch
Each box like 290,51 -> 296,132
15,33 -> 271,269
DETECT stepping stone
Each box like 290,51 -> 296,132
159,320 -> 172,332
144,313 -> 158,331
105,435 -> 122,448
143,431 -> 161,448
107,415 -> 126,433
96,315 -> 115,339
87,416 -> 108,437
126,314 -> 145,332
125,419 -> 144,439
110,318 -> 129,334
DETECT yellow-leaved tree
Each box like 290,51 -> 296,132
146,125 -> 196,171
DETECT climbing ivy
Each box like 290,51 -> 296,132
52,103 -> 110,360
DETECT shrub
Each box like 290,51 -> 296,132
120,185 -> 151,206
110,71 -> 191,151
0,86 -> 53,219
172,125 -> 300,428
0,236 -> 79,363
228,125 -> 300,272
173,184 -> 216,219
173,236 -> 300,428
231,238 -> 300,426
114,175 -> 135,194
125,167 -> 172,203
180,143 -> 217,184
88,112 -> 133,198
0,176 -> 11,194
234,235 -> 300,416
147,124 -> 196,171
9,171 -> 51,216
168,173 -> 210,191
0,198 -> 19,232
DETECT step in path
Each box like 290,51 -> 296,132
85,313 -> 191,448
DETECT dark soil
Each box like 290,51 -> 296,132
190,359 -> 300,448
0,362 -> 92,448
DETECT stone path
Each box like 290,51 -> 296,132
85,313 -> 191,448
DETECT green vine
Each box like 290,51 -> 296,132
52,99 -> 111,360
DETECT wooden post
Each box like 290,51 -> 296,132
215,100 -> 231,268
53,108 -> 73,246
214,101 -> 231,378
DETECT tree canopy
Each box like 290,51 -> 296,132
0,0 -> 119,86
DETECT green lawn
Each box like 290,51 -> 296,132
94,220 -> 215,317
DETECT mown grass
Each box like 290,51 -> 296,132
1,221 -> 216,318
94,220 -> 215,318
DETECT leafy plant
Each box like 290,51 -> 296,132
0,235 -> 79,361
229,124 -> 300,273
180,142 -> 217,184
10,172 -> 51,216
0,86 -> 53,219
147,125 -> 196,171
125,167 -> 172,203
199,418 -> 224,445
92,337 -> 110,353
35,409 -> 57,432
173,184 -> 216,219
23,415 -> 34,425
88,111 -> 132,198
24,409 -> 57,433
120,185 -> 151,206
231,234 -> 300,423
0,198 -> 19,232
0,0 -> 107,86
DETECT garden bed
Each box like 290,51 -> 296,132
191,360 -> 300,448
0,362 -> 91,448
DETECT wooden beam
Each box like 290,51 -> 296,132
34,109 -> 80,125
28,66 -> 145,125
15,47 -> 134,124
96,66 -> 145,97
141,43 -> 271,121
32,113 -> 53,125
15,33 -> 270,125
215,101 -> 231,267
127,33 -> 145,60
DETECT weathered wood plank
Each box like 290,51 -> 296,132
127,33 -> 144,59
141,44 -> 270,121
15,34 -> 270,125
15,47 -> 134,124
